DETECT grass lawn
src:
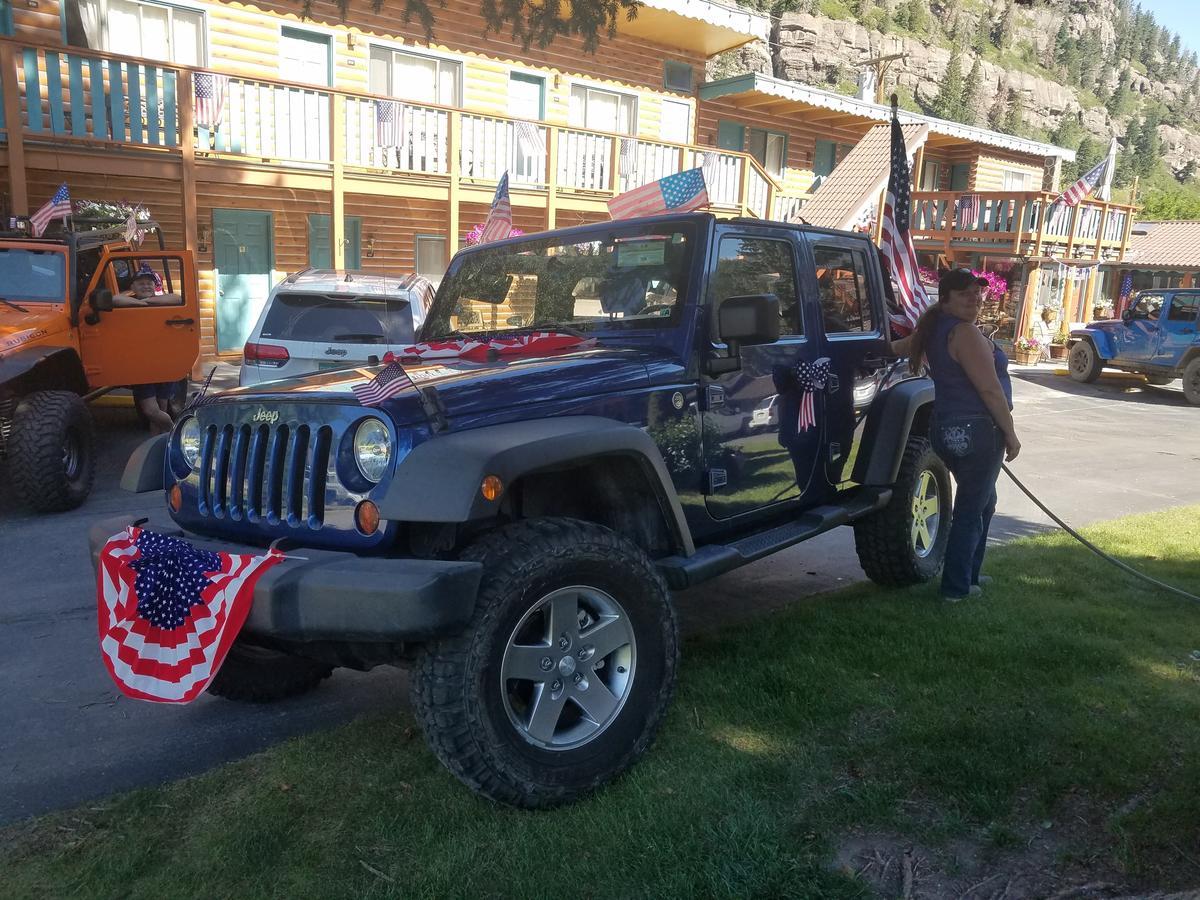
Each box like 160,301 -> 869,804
6,507 -> 1200,898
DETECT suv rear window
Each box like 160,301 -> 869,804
260,293 -> 415,344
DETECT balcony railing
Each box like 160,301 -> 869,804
1,40 -> 781,219
910,190 -> 1135,258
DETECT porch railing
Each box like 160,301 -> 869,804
910,190 -> 1135,258
1,40 -> 780,219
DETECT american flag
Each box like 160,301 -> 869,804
608,167 -> 708,220
375,99 -> 403,149
879,114 -> 932,331
1055,157 -> 1109,206
182,366 -> 218,411
479,172 -> 513,244
96,527 -> 284,703
353,360 -> 414,406
30,184 -> 71,237
124,210 -> 144,247
955,193 -> 981,228
194,72 -> 229,130
619,137 -> 637,177
1117,271 -> 1134,314
514,120 -> 545,157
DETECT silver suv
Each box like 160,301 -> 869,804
238,269 -> 434,387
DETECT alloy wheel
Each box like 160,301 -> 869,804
910,469 -> 941,559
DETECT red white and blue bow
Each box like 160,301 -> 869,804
791,357 -> 832,432
96,527 -> 284,703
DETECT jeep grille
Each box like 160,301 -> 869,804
197,421 -> 334,528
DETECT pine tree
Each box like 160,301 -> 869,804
995,0 -> 1017,52
1117,118 -> 1142,187
933,42 -> 965,121
1136,112 -> 1162,179
1002,88 -> 1024,136
960,57 -> 983,126
902,0 -> 929,35
854,0 -> 873,17
1078,30 -> 1101,90
1106,67 -> 1133,118
1054,22 -> 1072,67
987,85 -> 1008,130
1051,114 -> 1084,151
972,12 -> 991,56
1168,34 -> 1181,68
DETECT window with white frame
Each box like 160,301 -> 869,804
569,84 -> 637,135
68,0 -> 205,65
1002,168 -> 1034,191
369,46 -> 461,107
415,235 -> 447,285
659,99 -> 691,144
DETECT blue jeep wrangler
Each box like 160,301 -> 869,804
1068,289 -> 1200,404
90,214 -> 947,807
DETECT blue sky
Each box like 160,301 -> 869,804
1139,0 -> 1200,59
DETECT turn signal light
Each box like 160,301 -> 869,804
355,500 -> 380,535
243,342 -> 290,368
481,475 -> 503,502
169,482 -> 182,512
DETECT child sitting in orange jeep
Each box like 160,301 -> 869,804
113,266 -> 181,434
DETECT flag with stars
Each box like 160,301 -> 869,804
193,72 -> 229,130
353,359 -> 414,406
879,111 -> 932,332
96,527 -> 285,703
30,184 -> 71,237
608,167 -> 709,220
479,172 -> 513,244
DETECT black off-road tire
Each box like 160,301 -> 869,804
853,435 -> 952,587
411,517 -> 679,808
1068,341 -> 1103,383
1183,358 -> 1200,406
8,391 -> 96,513
207,641 -> 334,703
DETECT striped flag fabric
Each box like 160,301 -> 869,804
878,113 -> 932,331
193,72 -> 229,130
608,167 -> 709,220
96,527 -> 284,703
955,193 -> 981,228
375,99 -> 403,149
514,121 -> 545,157
353,360 -> 414,406
479,172 -> 513,244
30,184 -> 71,237
123,210 -> 145,247
618,137 -> 637,177
1055,157 -> 1109,207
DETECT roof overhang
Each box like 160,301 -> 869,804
617,0 -> 769,56
700,73 -> 1076,161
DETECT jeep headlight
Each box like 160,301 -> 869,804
178,416 -> 202,469
353,418 -> 392,483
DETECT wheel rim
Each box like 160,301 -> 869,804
1188,366 -> 1200,397
910,469 -> 941,559
500,585 -> 636,751
1070,346 -> 1089,374
62,427 -> 81,480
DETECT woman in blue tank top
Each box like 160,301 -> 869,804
906,269 -> 1021,602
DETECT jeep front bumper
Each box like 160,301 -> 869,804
87,515 -> 483,643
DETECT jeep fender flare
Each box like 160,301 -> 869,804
379,416 -> 695,556
1073,331 -> 1114,360
0,346 -> 89,399
851,377 -> 935,487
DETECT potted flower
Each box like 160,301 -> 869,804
1013,335 -> 1042,365
1048,321 -> 1070,360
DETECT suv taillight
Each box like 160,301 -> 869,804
244,342 -> 290,368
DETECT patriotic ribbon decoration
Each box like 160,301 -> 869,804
384,331 -> 595,363
789,357 -> 832,432
96,527 -> 284,703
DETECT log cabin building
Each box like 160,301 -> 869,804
0,0 -> 1135,364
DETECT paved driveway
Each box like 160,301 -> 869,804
2,370 -> 1197,825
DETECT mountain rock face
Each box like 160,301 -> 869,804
714,1 -> 1200,174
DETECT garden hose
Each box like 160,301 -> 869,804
1001,464 -> 1200,605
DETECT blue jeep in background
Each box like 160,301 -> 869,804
89,213 -> 947,807
1068,289 -> 1200,404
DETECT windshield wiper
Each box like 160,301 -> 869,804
0,297 -> 29,313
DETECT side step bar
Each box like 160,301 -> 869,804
655,487 -> 893,590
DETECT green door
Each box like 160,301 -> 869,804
214,209 -> 273,353
307,214 -> 362,270
716,120 -> 744,152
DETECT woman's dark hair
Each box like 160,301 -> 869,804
907,302 -> 945,374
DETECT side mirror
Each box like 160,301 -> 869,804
91,288 -> 114,312
717,294 -> 780,347
1121,308 -> 1134,324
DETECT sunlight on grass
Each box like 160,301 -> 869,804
710,725 -> 790,756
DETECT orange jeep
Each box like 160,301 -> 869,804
0,217 -> 199,512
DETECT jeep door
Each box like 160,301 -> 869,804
1152,291 -> 1199,366
701,228 -> 824,520
1118,293 -> 1165,362
802,234 -> 890,489
77,250 -> 200,389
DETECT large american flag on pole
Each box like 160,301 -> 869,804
194,72 -> 229,130
608,167 -> 708,220
479,172 -> 513,244
1054,157 -> 1109,206
96,527 -> 284,703
879,110 -> 932,331
30,184 -> 71,237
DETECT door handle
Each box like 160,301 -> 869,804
165,317 -> 195,326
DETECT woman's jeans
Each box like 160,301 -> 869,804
931,414 -> 1006,598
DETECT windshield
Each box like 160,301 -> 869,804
261,292 -> 416,344
420,221 -> 696,341
0,248 -> 67,303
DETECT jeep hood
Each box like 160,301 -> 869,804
0,308 -> 70,357
214,344 -> 671,423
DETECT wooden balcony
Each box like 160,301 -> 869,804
0,39 -> 783,255
910,190 -> 1136,262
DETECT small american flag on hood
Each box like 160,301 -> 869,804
353,360 -> 414,406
